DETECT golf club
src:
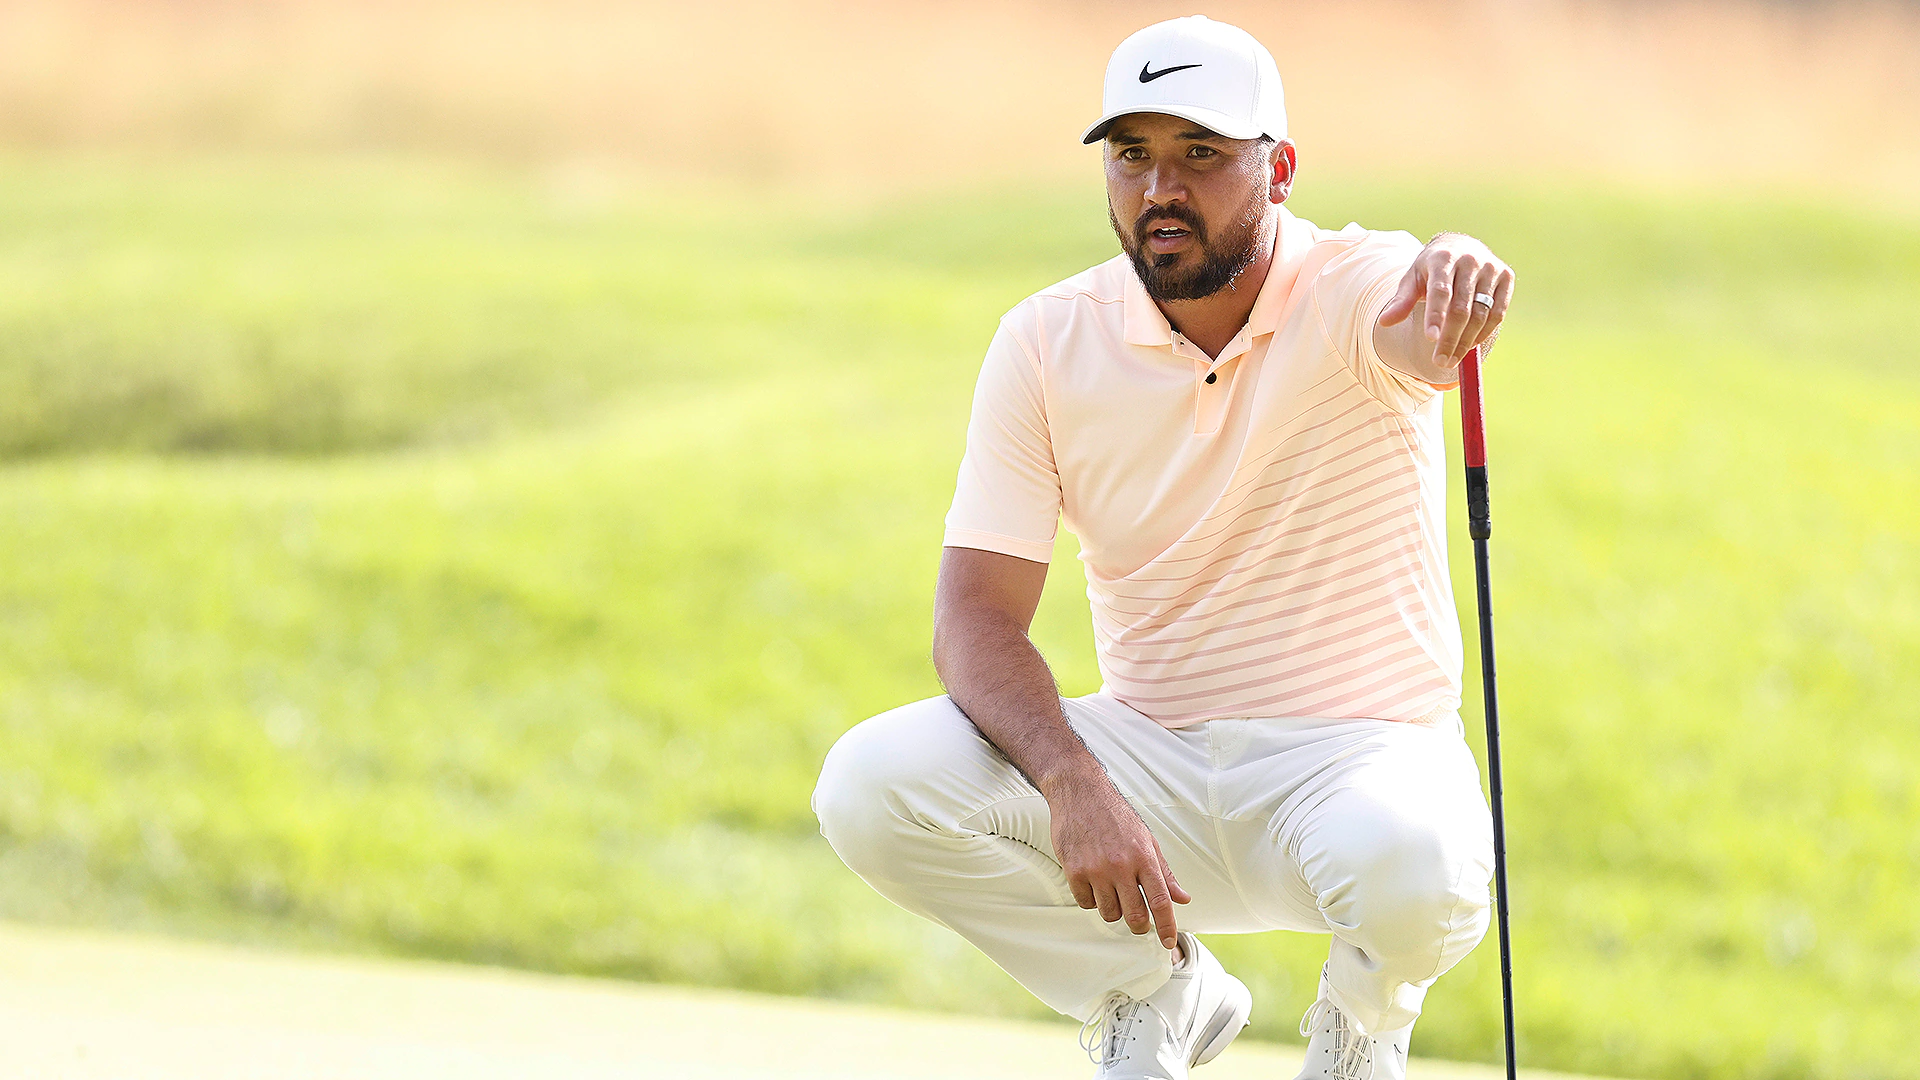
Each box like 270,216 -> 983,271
1458,344 -> 1517,1080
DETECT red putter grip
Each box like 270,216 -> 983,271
1459,346 -> 1487,469
1458,346 -> 1491,541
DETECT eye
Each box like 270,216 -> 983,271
1188,145 -> 1218,159
1119,147 -> 1147,161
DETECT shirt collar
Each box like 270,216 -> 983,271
1122,206 -> 1314,349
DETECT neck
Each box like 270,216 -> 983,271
1156,219 -> 1277,359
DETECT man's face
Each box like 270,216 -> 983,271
1103,113 -> 1284,303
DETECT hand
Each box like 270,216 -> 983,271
1043,769 -> 1190,950
1379,234 -> 1514,371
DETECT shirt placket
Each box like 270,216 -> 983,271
1173,330 -> 1253,435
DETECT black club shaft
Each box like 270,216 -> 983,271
1459,347 -> 1516,1080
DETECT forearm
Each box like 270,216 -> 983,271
930,548 -> 1188,946
931,606 -> 1106,798
1373,298 -> 1458,383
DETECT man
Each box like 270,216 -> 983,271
813,15 -> 1514,1080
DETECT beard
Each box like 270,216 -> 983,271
1109,189 -> 1267,304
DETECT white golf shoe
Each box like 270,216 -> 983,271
1290,968 -> 1411,1080
1079,931 -> 1252,1079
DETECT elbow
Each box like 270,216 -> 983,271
929,629 -> 951,687
930,607 -> 966,687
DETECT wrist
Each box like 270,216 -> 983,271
1426,231 -> 1488,257
1033,755 -> 1110,802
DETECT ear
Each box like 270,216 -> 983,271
1268,140 -> 1297,205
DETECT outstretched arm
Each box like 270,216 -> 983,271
933,545 -> 1190,951
1374,232 -> 1515,384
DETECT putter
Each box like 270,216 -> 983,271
1458,345 -> 1517,1080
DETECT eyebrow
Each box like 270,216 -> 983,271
1107,127 -> 1225,146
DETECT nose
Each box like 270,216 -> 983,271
1142,161 -> 1187,209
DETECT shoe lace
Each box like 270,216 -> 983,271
1299,997 -> 1373,1080
1079,990 -> 1149,1069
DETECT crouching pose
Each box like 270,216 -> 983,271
815,16 -> 1515,1080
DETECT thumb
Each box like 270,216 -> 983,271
1377,265 -> 1422,327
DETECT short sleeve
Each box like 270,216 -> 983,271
943,317 -> 1061,564
1314,229 -> 1446,414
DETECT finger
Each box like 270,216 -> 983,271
1116,876 -> 1154,936
1422,254 -> 1455,344
1069,872 -> 1097,911
1484,269 -> 1515,336
1157,848 -> 1191,905
1451,263 -> 1498,359
1140,868 -> 1181,949
1093,879 -> 1124,924
1434,257 -> 1481,363
1377,264 -> 1423,326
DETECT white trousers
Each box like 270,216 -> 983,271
812,692 -> 1494,1036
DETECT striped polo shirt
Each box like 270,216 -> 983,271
944,207 -> 1462,728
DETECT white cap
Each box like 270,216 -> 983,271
1081,16 -> 1287,145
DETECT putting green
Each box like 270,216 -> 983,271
0,922 -> 1614,1080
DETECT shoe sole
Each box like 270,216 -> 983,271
1188,972 -> 1252,1067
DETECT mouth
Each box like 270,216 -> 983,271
1144,222 -> 1195,253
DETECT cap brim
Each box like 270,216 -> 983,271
1080,105 -> 1267,145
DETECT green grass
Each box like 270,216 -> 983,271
0,152 -> 1917,1079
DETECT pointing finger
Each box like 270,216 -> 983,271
1423,255 -> 1455,345
1141,869 -> 1180,949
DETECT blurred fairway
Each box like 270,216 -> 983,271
0,152 -> 1916,1080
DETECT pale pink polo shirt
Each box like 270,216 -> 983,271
944,207 -> 1463,728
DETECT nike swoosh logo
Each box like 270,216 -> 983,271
1139,62 -> 1202,83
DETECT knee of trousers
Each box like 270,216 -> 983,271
1310,804 -> 1494,973
811,695 -> 991,877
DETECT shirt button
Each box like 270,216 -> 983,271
1205,372 -> 1217,384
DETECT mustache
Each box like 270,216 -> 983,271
1132,203 -> 1207,245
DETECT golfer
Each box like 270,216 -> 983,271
814,16 -> 1514,1080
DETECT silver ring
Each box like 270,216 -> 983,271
1472,292 -> 1495,309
